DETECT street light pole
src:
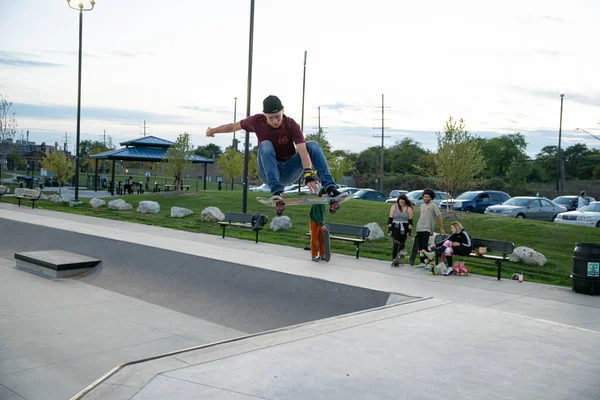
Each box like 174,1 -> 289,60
231,97 -> 237,190
67,0 -> 95,201
556,92 -> 564,197
241,0 -> 255,214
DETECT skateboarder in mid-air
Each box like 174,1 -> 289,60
206,95 -> 347,214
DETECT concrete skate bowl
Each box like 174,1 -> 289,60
0,218 -> 408,333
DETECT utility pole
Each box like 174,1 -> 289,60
373,94 -> 390,192
298,50 -> 308,194
232,97 -> 238,190
64,132 -> 69,153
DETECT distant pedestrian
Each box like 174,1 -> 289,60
577,191 -> 586,210
145,170 -> 151,190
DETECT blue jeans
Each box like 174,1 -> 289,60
257,140 -> 335,195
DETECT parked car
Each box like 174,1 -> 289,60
552,195 -> 596,211
249,183 -> 270,192
353,189 -> 387,202
554,201 -> 600,228
388,189 -> 408,199
484,196 -> 566,221
338,187 -> 363,196
442,190 -> 510,213
397,189 -> 452,206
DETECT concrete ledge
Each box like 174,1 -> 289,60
15,250 -> 101,279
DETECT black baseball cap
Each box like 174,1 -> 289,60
263,95 -> 283,114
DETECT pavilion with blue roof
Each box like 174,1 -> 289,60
90,136 -> 214,195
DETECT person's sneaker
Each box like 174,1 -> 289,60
444,267 -> 454,276
312,256 -> 320,262
270,192 -> 284,201
319,256 -> 328,262
326,186 -> 348,199
415,263 -> 426,268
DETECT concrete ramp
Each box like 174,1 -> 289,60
0,219 -> 404,333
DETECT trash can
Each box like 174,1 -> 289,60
572,243 -> 600,296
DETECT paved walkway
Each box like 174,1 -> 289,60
0,203 -> 598,400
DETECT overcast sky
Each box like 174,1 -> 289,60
1,0 -> 599,157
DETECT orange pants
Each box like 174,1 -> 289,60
310,221 -> 325,258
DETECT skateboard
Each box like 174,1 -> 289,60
256,194 -> 352,216
323,227 -> 331,262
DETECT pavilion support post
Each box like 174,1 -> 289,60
203,163 -> 207,190
94,159 -> 98,192
111,160 -> 116,196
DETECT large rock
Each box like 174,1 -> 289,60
171,206 -> 194,218
200,206 -> 224,222
364,222 -> 384,241
270,215 -> 292,231
137,200 -> 160,214
108,199 -> 133,211
89,198 -> 106,208
509,246 -> 547,267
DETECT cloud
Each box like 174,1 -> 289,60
108,50 -> 155,58
322,103 -> 358,111
535,49 -> 560,57
512,87 -> 600,107
518,15 -> 565,24
179,105 -> 213,113
12,102 -> 188,125
0,51 -> 64,68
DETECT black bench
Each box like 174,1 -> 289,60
434,234 -> 514,280
16,189 -> 42,209
306,223 -> 371,259
217,212 -> 268,243
0,185 -> 8,201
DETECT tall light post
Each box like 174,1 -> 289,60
556,92 -> 564,197
67,0 -> 95,201
231,97 -> 238,190
241,0 -> 255,213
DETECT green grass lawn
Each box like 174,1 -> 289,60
4,190 -> 599,287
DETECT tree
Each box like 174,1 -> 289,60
387,138 -> 428,174
40,150 -> 75,195
0,94 -> 18,183
479,133 -> 527,177
216,148 -> 244,190
434,117 -> 485,199
156,132 -> 194,191
8,144 -> 26,170
305,127 -> 332,155
195,143 -> 222,159
248,151 -> 259,183
507,157 -> 533,188
327,154 -> 355,183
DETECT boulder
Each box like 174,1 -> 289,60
108,199 -> 133,211
171,206 -> 194,218
364,222 -> 384,241
509,246 -> 547,267
270,215 -> 292,231
89,198 -> 106,208
200,206 -> 224,222
137,200 -> 160,214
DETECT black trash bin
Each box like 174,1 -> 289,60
572,243 -> 600,296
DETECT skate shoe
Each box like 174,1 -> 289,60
326,186 -> 348,199
312,256 -> 320,262
270,192 -> 284,202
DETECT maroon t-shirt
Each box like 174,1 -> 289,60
239,114 -> 305,161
